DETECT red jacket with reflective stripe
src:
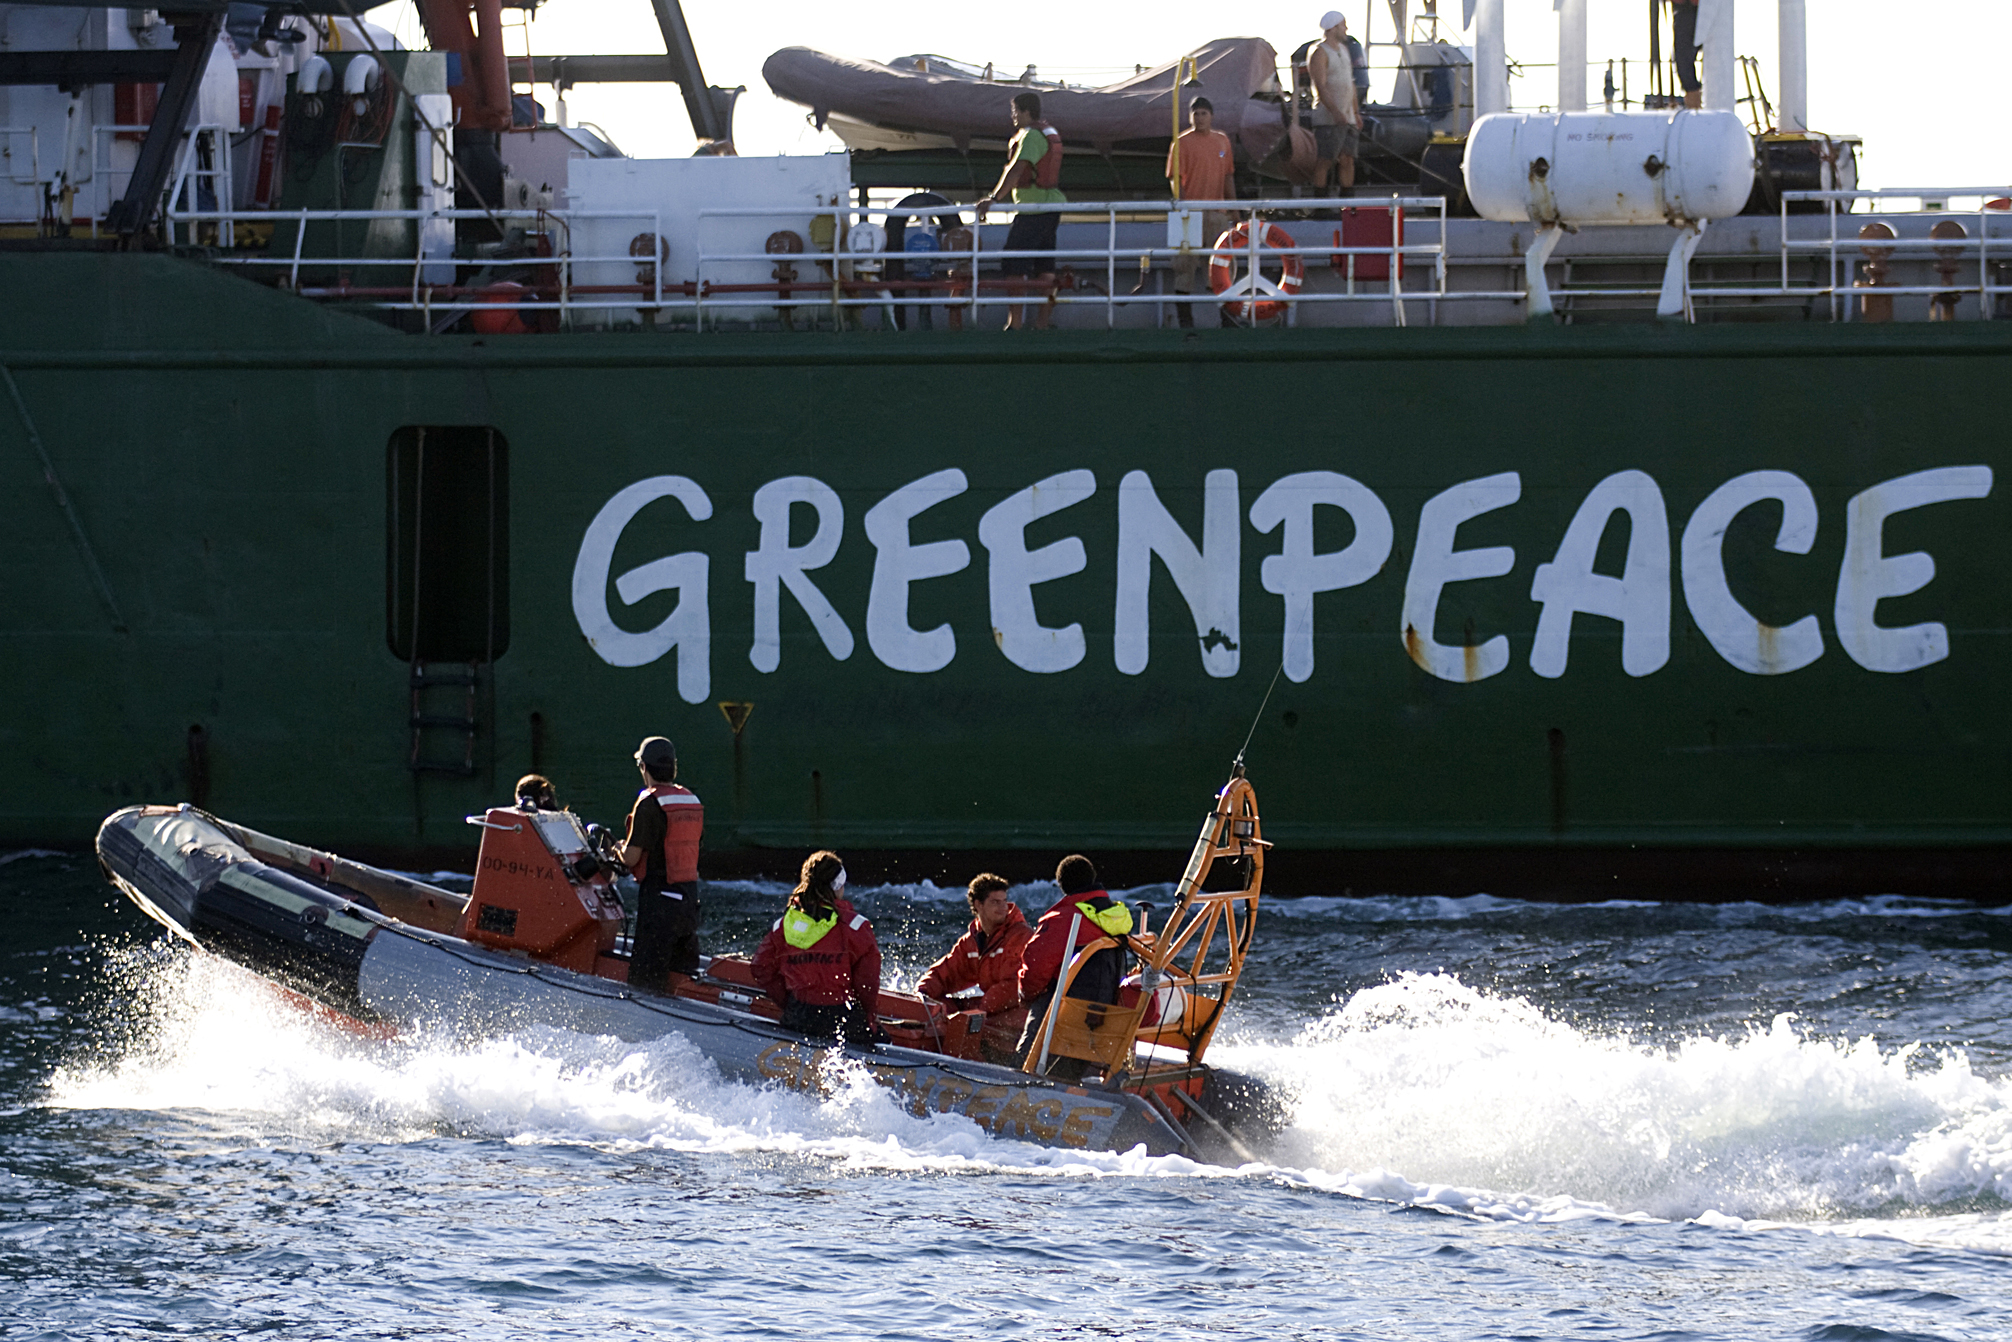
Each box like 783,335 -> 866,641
917,904 -> 1033,1016
1016,889 -> 1120,1003
647,783 -> 704,884
751,897 -> 881,1010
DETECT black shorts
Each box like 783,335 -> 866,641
1000,210 -> 1059,277
628,880 -> 700,990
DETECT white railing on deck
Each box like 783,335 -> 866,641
1782,188 -> 2012,323
687,199 -> 1448,331
155,188 -> 2012,329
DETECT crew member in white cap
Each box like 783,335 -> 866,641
1309,10 -> 1361,191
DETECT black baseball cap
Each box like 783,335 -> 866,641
635,736 -> 677,771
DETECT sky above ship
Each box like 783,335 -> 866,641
373,1 -> 2006,191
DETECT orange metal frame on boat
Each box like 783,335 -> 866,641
1023,771 -> 1265,1084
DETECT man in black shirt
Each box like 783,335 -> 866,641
620,736 -> 705,990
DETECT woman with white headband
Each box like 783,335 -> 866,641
751,850 -> 883,1043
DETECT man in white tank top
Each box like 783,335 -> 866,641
1309,10 -> 1361,191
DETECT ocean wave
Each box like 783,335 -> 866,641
44,950 -> 2012,1254
1233,972 -> 2012,1234
0,849 -> 69,867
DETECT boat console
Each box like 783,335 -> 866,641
456,806 -> 628,976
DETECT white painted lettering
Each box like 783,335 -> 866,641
571,476 -> 711,702
1249,471 -> 1393,684
1835,466 -> 1994,673
1680,470 -> 1823,676
1401,472 -> 1520,683
1114,469 -> 1240,677
1529,470 -> 1670,679
863,468 -> 971,673
744,476 -> 853,673
978,469 -> 1096,674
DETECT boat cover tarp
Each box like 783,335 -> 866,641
763,37 -> 1284,160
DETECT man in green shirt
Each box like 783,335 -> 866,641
975,91 -> 1065,330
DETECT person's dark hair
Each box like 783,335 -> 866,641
1055,854 -> 1099,895
1012,91 -> 1042,118
795,850 -> 845,918
514,773 -> 557,809
966,872 -> 1010,912
1190,96 -> 1214,114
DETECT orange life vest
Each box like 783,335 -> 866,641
647,783 -> 704,884
1033,120 -> 1065,190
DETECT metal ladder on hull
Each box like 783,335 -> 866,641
398,424 -> 500,783
409,659 -> 480,777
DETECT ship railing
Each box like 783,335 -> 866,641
152,192 -> 2012,327
1778,187 -> 2012,323
5,121 -> 230,238
157,204 -> 676,319
157,123 -> 237,249
81,124 -> 153,229
690,198 -> 1459,329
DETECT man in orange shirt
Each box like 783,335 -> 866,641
1165,96 -> 1238,328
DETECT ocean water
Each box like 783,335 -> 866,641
3,850 -> 2009,1340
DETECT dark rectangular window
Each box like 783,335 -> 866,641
387,426 -> 509,663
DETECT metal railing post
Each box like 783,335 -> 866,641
1979,201 -> 1993,320
1106,205 -> 1117,329
289,207 -> 308,289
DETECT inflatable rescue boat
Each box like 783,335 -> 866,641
96,771 -> 1283,1161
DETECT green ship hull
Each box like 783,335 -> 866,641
5,253 -> 2008,896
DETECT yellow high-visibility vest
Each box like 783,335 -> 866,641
1076,900 -> 1133,937
783,906 -> 838,949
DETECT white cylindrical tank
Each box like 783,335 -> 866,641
1463,110 -> 1755,226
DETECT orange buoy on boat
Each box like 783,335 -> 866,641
1207,220 -> 1303,323
469,282 -> 533,335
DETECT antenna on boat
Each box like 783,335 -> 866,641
1232,659 -> 1286,777
1232,602 -> 1306,774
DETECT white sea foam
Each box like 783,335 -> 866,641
1219,972 -> 2012,1249
45,951 -> 1209,1180
47,951 -> 2012,1252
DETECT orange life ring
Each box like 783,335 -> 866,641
1206,219 -> 1304,323
469,281 -> 533,336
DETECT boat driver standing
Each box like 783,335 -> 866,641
619,735 -> 704,992
1014,855 -> 1133,1079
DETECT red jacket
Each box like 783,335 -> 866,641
918,904 -> 1033,1017
1017,889 -> 1125,1003
751,897 -> 881,1012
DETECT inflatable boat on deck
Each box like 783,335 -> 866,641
96,772 -> 1283,1161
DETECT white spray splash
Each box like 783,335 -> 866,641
48,952 -> 2012,1250
1217,972 -> 2012,1235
